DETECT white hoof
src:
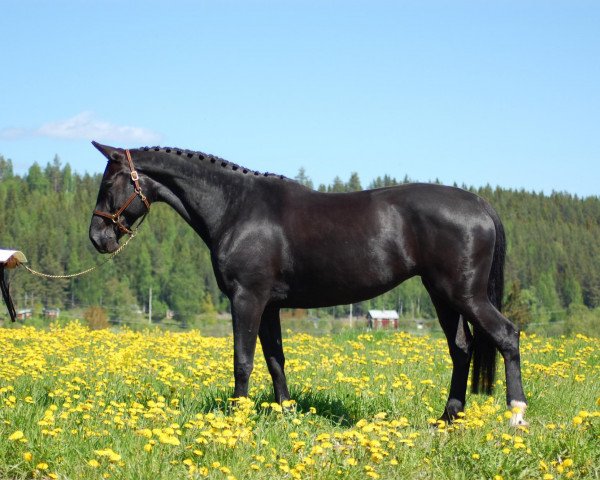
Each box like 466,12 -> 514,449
509,400 -> 528,427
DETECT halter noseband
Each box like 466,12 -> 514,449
93,149 -> 151,235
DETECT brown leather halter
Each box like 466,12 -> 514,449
93,149 -> 151,235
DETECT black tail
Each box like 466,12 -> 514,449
471,205 -> 505,395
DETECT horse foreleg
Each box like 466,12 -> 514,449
230,290 -> 265,399
259,306 -> 291,404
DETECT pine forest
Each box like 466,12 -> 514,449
0,153 -> 598,335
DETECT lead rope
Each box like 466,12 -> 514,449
22,231 -> 137,280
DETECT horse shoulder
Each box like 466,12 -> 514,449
211,183 -> 294,294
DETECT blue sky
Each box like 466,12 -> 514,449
1,1 -> 598,197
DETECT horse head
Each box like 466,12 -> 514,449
89,142 -> 151,254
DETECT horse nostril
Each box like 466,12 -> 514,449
89,232 -> 104,252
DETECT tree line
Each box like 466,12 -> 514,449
0,153 -> 598,332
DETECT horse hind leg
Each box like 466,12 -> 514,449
430,295 -> 473,423
461,296 -> 528,426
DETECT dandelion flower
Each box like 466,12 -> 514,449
8,430 -> 25,441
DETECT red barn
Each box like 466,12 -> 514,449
367,310 -> 399,330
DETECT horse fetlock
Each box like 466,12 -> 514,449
440,398 -> 465,422
508,400 -> 528,427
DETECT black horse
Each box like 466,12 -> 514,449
89,142 -> 528,426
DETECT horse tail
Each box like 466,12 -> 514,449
471,202 -> 505,395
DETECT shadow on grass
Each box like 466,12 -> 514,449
175,387 -> 363,427
290,389 -> 359,427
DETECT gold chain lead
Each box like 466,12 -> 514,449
22,232 -> 136,280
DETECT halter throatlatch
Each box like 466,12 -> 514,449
93,149 -> 151,235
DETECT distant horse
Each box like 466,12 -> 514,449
89,142 -> 528,426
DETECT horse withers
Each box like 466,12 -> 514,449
89,142 -> 528,426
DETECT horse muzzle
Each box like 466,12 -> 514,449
89,217 -> 121,254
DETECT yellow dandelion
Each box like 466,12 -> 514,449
158,434 -> 180,446
8,430 -> 25,441
137,428 -> 152,438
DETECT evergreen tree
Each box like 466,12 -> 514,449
26,163 -> 49,192
346,172 -> 362,192
0,155 -> 14,180
294,167 -> 314,190
329,176 -> 345,193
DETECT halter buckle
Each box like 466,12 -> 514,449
131,170 -> 139,182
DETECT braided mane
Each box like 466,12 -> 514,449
140,146 -> 287,181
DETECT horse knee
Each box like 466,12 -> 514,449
234,360 -> 254,380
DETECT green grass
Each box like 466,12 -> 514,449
0,323 -> 598,479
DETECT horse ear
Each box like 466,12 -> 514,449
91,141 -> 123,162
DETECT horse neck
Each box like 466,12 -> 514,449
136,151 -> 253,247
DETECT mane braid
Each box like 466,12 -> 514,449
140,146 -> 287,181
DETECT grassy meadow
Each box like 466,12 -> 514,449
0,322 -> 598,480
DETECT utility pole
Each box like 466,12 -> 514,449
148,287 -> 152,324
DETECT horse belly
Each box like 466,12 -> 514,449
282,240 -> 415,308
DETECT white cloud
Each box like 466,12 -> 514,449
0,112 -> 163,144
0,127 -> 28,140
